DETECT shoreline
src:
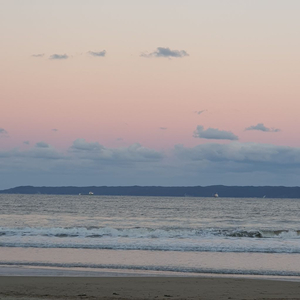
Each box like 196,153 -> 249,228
2,265 -> 300,282
1,276 -> 300,300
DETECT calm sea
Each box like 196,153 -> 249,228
1,194 -> 300,278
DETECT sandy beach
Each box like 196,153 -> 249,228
0,276 -> 300,300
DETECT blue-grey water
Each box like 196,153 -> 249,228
1,194 -> 300,278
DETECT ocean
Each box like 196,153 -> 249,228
1,194 -> 300,279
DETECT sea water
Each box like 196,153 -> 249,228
0,194 -> 300,278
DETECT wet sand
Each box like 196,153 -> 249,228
0,276 -> 300,300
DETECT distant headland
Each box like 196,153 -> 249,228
1,185 -> 300,198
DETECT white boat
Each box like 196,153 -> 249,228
88,191 -> 94,195
214,193 -> 219,198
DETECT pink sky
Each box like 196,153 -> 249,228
1,1 -> 300,188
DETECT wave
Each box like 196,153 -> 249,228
0,243 -> 300,253
1,226 -> 299,239
0,261 -> 299,277
1,226 -> 300,253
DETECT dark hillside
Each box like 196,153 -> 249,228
1,185 -> 300,198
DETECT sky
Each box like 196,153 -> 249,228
1,0 -> 300,189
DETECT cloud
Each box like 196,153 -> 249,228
88,50 -> 106,57
0,128 -> 8,135
0,140 -> 165,188
26,145 -> 65,160
193,125 -> 238,140
0,143 -> 65,162
159,127 -> 167,130
2,140 -> 300,188
49,54 -> 68,60
172,142 -> 300,186
32,53 -> 44,58
52,128 -> 58,132
71,138 -> 103,152
195,110 -> 206,115
116,138 -> 123,141
23,141 -> 30,145
141,47 -> 189,58
174,142 -> 300,166
35,142 -> 50,148
245,123 -> 280,132
70,139 -> 163,162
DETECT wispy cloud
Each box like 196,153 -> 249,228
49,54 -> 68,60
88,50 -> 106,57
36,142 -> 50,148
193,125 -> 238,140
159,127 -> 168,130
194,110 -> 206,115
52,128 -> 58,132
23,141 -> 30,145
245,123 -> 280,132
0,128 -> 8,135
141,47 -> 189,58
32,53 -> 44,58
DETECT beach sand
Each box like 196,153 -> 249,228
0,277 -> 300,300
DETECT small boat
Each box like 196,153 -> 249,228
214,193 -> 219,198
88,191 -> 94,195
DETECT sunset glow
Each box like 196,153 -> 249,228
1,0 -> 300,188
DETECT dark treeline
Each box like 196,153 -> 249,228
1,185 -> 300,198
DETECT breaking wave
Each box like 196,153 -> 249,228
1,226 -> 300,253
0,226 -> 299,239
